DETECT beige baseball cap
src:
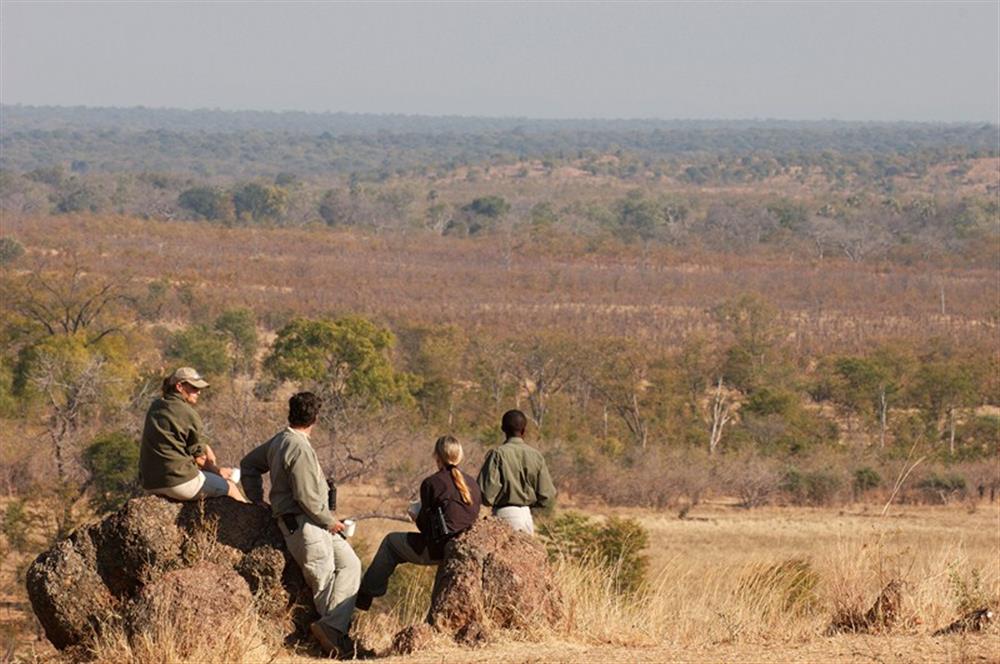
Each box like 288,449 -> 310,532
168,367 -> 209,389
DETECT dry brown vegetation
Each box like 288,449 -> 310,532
4,489 -> 998,663
4,214 -> 995,351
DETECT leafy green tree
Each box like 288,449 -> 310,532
828,347 -> 912,448
54,181 -> 103,214
401,325 -> 468,425
463,196 -> 510,219
712,295 -> 783,392
165,325 -> 233,377
0,237 -> 25,266
232,182 -> 287,222
910,356 -> 981,456
15,332 -> 135,482
736,385 -> 838,455
83,431 -> 140,512
614,193 -> 669,242
178,186 -> 234,221
264,316 -> 418,413
214,308 -> 258,374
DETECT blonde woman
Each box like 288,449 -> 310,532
355,435 -> 481,611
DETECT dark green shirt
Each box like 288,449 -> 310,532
139,392 -> 207,490
477,437 -> 557,509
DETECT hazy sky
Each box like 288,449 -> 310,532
2,1 -> 998,121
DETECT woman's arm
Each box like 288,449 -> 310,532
414,478 -> 436,536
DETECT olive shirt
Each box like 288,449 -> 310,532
476,437 -> 556,510
240,428 -> 336,529
139,392 -> 207,490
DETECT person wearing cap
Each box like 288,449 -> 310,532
476,409 -> 556,534
139,367 -> 247,502
240,392 -> 364,659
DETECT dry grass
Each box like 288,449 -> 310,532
333,498 -> 999,662
85,603 -> 280,664
6,493 -> 998,662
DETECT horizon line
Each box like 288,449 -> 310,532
2,102 -> 996,127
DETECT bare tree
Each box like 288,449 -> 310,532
707,377 -> 734,456
7,253 -> 129,345
28,351 -> 119,483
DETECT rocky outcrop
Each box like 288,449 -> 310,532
26,496 -> 310,651
387,517 -> 565,650
126,561 -> 253,656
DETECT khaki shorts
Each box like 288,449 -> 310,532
149,471 -> 229,501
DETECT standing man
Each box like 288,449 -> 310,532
240,392 -> 362,659
477,409 -> 556,534
140,367 -> 246,502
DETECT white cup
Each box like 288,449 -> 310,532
342,519 -> 356,537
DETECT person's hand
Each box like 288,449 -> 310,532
204,445 -> 218,467
193,454 -> 208,469
329,521 -> 346,534
218,467 -> 233,480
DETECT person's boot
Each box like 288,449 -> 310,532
309,622 -> 340,657
355,590 -> 373,611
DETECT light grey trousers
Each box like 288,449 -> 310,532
280,517 -> 361,637
359,532 -> 441,600
494,505 -> 534,534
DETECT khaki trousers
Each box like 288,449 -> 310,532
280,517 -> 361,637
494,505 -> 534,534
359,532 -> 441,600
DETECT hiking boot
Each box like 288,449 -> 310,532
354,590 -> 373,611
309,622 -> 342,658
309,623 -> 375,660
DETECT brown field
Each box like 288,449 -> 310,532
5,214 -> 995,355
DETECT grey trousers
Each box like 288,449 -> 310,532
280,518 -> 361,637
494,505 -> 534,534
359,532 -> 441,600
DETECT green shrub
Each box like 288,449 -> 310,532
917,473 -> 967,503
83,431 -> 141,513
780,468 -> 842,506
538,511 -> 649,595
2,499 -> 29,552
852,467 -> 882,495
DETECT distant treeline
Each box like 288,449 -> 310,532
1,105 -> 996,178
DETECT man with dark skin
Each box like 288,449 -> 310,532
477,409 -> 556,534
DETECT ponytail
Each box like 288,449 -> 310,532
434,435 -> 472,505
450,466 -> 473,506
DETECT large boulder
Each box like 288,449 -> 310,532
427,517 -> 564,637
26,496 -> 309,651
126,561 -> 253,657
25,530 -> 115,650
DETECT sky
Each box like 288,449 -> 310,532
1,1 -> 998,122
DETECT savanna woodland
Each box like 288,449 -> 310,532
1,106 -> 998,662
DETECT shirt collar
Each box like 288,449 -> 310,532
504,436 -> 525,445
287,426 -> 311,439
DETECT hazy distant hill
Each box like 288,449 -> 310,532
1,105 -> 996,178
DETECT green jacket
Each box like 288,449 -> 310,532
139,392 -> 207,490
240,428 -> 335,528
477,437 -> 557,510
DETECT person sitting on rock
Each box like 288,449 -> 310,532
139,367 -> 247,503
355,435 -> 482,612
476,409 -> 556,534
239,392 -> 364,659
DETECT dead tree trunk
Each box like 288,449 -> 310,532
708,377 -> 732,456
